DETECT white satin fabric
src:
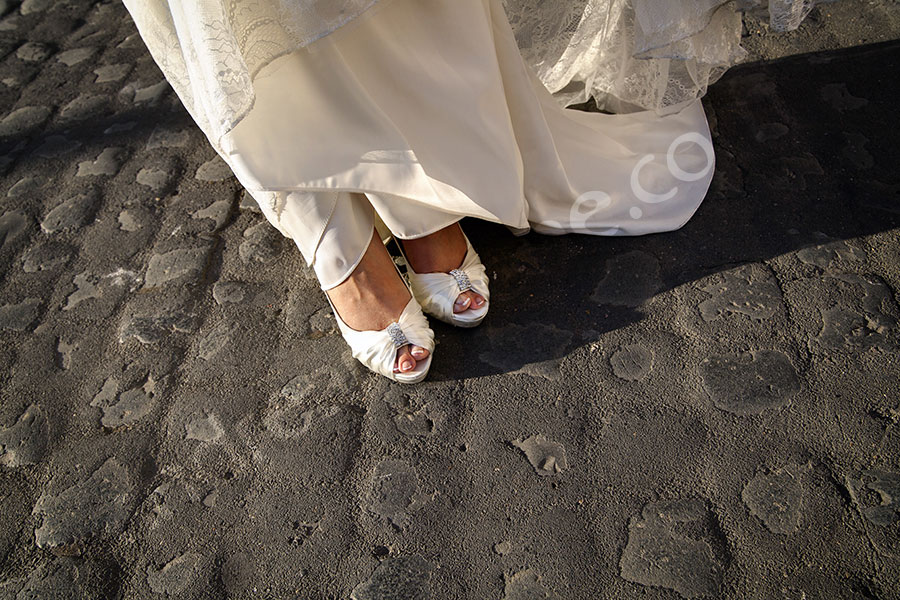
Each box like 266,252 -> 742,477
122,0 -> 829,146
222,0 -> 716,288
403,235 -> 491,327
329,294 -> 435,381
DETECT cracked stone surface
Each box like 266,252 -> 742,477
366,459 -> 428,530
32,458 -> 136,551
351,555 -> 432,600
1,3 -> 899,599
0,404 -> 48,467
40,191 -> 98,233
742,465 -> 804,534
0,106 -> 50,137
511,433 -> 569,476
699,350 -> 801,415
620,499 -> 728,598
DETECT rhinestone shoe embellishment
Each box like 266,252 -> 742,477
449,268 -> 473,292
386,322 -> 409,348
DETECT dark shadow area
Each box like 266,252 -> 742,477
433,39 -> 900,379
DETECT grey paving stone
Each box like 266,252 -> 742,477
58,93 -> 108,122
117,208 -> 145,232
256,395 -> 363,484
511,433 -> 568,476
239,221 -> 282,263
104,121 -> 136,135
93,63 -> 131,83
6,175 -> 49,197
197,321 -> 232,360
219,552 -> 254,596
121,80 -> 169,105
119,310 -> 198,344
620,499 -> 727,598
0,403 -> 48,467
190,198 -> 230,229
34,135 -> 82,158
393,403 -> 438,437
0,13 -> 20,32
742,465 -> 804,534
185,411 -> 224,442
212,280 -> 245,305
0,105 -> 51,137
0,298 -> 41,331
307,305 -> 336,338
856,470 -> 900,527
63,271 -> 100,310
591,250 -> 663,307
143,247 -> 209,288
479,322 -> 572,379
754,122 -> 789,142
15,41 -> 51,62
41,191 -> 98,233
698,263 -> 784,322
32,457 -> 136,551
502,569 -> 556,600
610,344 -> 653,381
785,273 -> 900,353
56,337 -> 77,369
0,140 -> 27,173
0,209 -> 30,250
145,126 -> 189,149
22,240 -> 71,272
821,82 -> 869,111
12,557 -> 119,599
76,147 -> 123,177
366,459 -> 426,530
90,374 -> 159,429
194,156 -> 233,181
796,238 -> 867,269
351,555 -> 432,600
146,552 -> 202,596
55,47 -> 96,66
20,0 -> 52,14
135,167 -> 171,191
0,479 -> 29,577
116,33 -> 141,50
699,350 -> 801,415
239,189 -> 261,213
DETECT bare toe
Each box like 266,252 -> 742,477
395,346 -> 416,373
410,345 -> 430,361
453,293 -> 473,313
454,291 -> 486,313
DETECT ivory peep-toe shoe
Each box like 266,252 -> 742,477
325,289 -> 435,384
394,230 -> 490,328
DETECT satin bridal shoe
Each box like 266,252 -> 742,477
326,288 -> 435,383
394,229 -> 490,328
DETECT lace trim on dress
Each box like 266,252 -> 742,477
503,0 -> 834,113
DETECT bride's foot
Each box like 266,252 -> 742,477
326,230 -> 431,374
398,223 -> 487,314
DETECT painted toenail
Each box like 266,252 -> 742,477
455,297 -> 471,307
412,348 -> 425,359
401,360 -> 413,371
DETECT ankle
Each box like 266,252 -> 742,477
399,223 -> 467,273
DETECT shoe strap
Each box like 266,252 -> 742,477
406,238 -> 489,322
332,296 -> 434,379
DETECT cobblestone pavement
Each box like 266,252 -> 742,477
1,1 -> 899,598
